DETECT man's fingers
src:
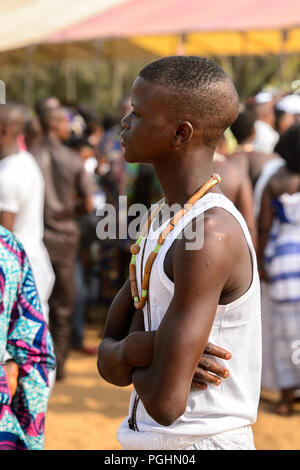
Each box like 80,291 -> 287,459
198,356 -> 230,379
204,342 -> 232,360
193,368 -> 222,386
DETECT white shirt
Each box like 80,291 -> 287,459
84,156 -> 98,175
0,151 -> 44,254
253,120 -> 279,154
0,150 -> 54,319
118,193 -> 262,449
84,156 -> 106,213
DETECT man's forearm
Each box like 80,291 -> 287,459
98,337 -> 133,387
98,331 -> 156,387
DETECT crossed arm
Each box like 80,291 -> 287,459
98,217 -> 232,426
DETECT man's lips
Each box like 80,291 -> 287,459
120,134 -> 127,148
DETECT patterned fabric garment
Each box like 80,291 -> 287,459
264,193 -> 300,388
0,226 -> 56,450
264,192 -> 300,302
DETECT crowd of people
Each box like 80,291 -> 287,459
0,58 -> 300,449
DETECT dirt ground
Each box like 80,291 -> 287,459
44,326 -> 300,450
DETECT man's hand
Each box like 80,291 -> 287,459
126,310 -> 232,389
191,342 -> 231,390
3,360 -> 19,397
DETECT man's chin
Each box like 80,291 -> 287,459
123,149 -> 139,164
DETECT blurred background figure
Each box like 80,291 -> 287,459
0,103 -> 55,322
67,136 -> 107,353
229,108 -> 276,186
35,96 -> 61,118
76,104 -> 105,148
258,122 -> 300,416
99,94 -> 132,196
30,105 -> 95,380
0,225 -> 56,450
24,114 -> 42,149
250,92 -> 279,155
213,150 -> 257,246
274,94 -> 300,135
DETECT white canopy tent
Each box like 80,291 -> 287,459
0,0 -> 127,52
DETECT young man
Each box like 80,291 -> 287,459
98,56 -> 261,450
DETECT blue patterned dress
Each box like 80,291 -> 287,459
264,192 -> 300,389
0,226 -> 56,450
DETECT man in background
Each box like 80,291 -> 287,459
30,106 -> 94,380
0,103 -> 55,322
250,92 -> 279,154
229,108 -> 276,186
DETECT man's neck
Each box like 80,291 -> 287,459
153,150 -> 216,207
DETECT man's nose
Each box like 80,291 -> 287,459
121,113 -> 130,129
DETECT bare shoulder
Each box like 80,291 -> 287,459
175,204 -> 248,272
172,203 -> 252,304
203,205 -> 248,257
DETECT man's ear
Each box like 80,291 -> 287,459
171,121 -> 194,146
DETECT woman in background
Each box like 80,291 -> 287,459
0,225 -> 56,449
258,123 -> 300,415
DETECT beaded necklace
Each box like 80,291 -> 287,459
129,173 -> 221,310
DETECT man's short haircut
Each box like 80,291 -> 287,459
39,106 -> 65,133
35,97 -> 60,119
230,109 -> 255,144
274,122 -> 300,173
0,102 -> 25,135
139,56 -> 239,148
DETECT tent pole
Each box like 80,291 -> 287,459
24,45 -> 35,107
176,33 -> 187,55
65,58 -> 77,104
279,29 -> 288,84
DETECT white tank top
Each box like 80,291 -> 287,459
119,193 -> 261,446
